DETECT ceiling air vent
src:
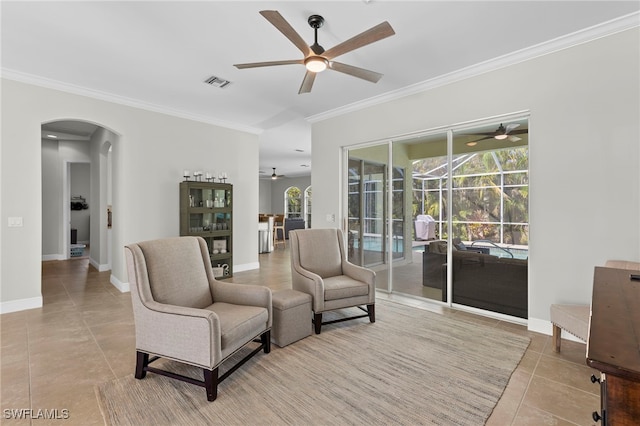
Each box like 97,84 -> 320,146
204,76 -> 231,88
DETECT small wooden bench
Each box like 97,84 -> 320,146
550,304 -> 590,352
550,260 -> 640,352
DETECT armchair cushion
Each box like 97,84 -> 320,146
205,303 -> 269,353
323,276 -> 370,301
139,237 -> 213,308
297,232 -> 343,278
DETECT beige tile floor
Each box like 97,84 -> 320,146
1,246 -> 600,425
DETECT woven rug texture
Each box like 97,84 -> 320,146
96,300 -> 530,426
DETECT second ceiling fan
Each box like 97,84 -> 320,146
466,123 -> 528,146
271,168 -> 285,180
234,10 -> 395,94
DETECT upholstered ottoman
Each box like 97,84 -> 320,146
272,289 -> 312,347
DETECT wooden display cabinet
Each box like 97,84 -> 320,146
179,181 -> 232,278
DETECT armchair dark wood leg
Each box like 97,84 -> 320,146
135,351 -> 149,379
203,368 -> 219,402
367,304 -> 376,323
261,330 -> 271,353
314,312 -> 323,334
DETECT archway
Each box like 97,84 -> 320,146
41,120 -> 118,272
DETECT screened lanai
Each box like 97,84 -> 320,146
412,146 -> 529,252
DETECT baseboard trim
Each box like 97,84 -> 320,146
234,262 -> 260,273
0,296 -> 43,314
89,257 -> 111,272
42,254 -> 64,261
110,275 -> 130,293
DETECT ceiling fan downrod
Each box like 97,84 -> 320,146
308,15 -> 325,54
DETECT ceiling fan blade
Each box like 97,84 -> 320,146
508,136 -> 522,142
234,59 -> 303,69
468,131 -> 497,136
509,129 -> 529,136
299,71 -> 316,94
260,10 -> 312,56
505,123 -> 521,133
329,62 -> 383,83
472,136 -> 493,143
323,21 -> 395,60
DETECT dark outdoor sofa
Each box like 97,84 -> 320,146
422,241 -> 528,319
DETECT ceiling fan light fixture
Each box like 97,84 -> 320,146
305,56 -> 328,73
494,134 -> 509,140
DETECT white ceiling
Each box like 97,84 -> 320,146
3,1 -> 639,177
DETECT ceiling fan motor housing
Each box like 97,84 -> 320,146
308,15 -> 324,29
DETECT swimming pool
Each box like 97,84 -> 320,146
487,247 -> 528,259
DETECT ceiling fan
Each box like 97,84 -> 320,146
271,168 -> 285,180
466,123 -> 527,146
234,10 -> 395,94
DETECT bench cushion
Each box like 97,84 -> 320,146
550,304 -> 590,341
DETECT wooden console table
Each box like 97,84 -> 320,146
586,266 -> 640,425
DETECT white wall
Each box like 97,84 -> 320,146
41,139 -> 60,257
86,126 -> 117,271
258,179 -> 272,213
1,79 -> 260,312
311,28 -> 640,330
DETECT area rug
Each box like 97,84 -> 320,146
96,300 -> 529,426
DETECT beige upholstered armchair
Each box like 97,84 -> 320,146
289,228 -> 376,334
125,236 -> 272,401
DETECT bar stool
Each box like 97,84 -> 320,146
273,215 -> 286,248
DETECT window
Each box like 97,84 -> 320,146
284,187 -> 302,219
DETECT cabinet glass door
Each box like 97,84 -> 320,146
181,181 -> 233,279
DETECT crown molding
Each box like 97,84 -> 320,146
0,69 -> 263,135
2,11 -> 637,131
307,11 -> 640,123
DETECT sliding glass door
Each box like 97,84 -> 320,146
449,121 -> 529,318
347,146 -> 391,290
343,115 -> 529,319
